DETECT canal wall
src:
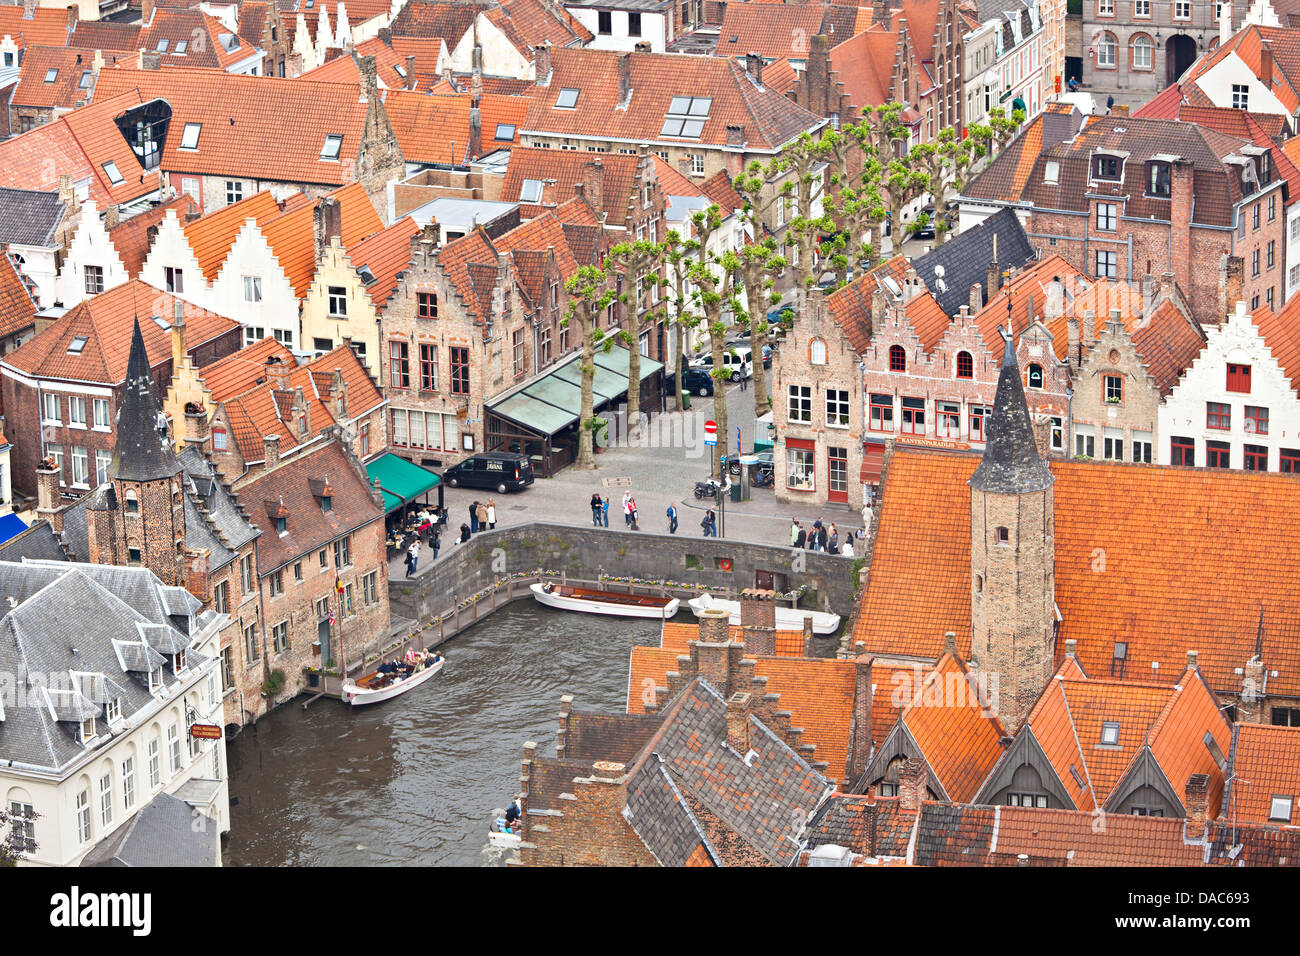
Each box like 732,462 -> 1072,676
387,521 -> 858,630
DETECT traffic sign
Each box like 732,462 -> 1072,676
704,438 -> 717,446
704,420 -> 717,435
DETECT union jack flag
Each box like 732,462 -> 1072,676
328,605 -> 336,625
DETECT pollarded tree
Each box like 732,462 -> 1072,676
662,228 -> 702,406
731,235 -> 781,418
564,261 -> 618,469
608,238 -> 667,441
686,204 -> 740,477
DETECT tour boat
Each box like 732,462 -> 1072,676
342,656 -> 445,706
488,812 -> 522,849
529,582 -> 680,619
687,592 -> 842,635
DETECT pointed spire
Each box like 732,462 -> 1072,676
110,318 -> 182,483
969,328 -> 1054,494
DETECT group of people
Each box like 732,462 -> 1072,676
469,500 -> 497,533
399,506 -> 448,578
590,493 -> 611,527
790,518 -> 856,556
373,648 -> 443,687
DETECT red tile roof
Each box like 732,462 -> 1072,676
715,2 -> 827,60
3,278 -> 238,384
303,37 -> 411,89
345,216 -> 420,308
1228,724 -> 1300,826
259,182 -> 383,298
500,146 -> 645,224
182,191 -> 283,282
199,336 -> 296,404
827,26 -> 901,110
0,253 -> 39,339
138,9 -> 258,71
109,194 -> 200,278
0,7 -> 72,49
383,89 -> 527,164
11,46 -> 96,111
1253,296 -> 1300,393
1129,299 -> 1207,397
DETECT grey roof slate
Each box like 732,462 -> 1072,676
625,755 -> 717,866
0,522 -> 69,563
82,792 -> 220,867
911,207 -> 1034,317
969,336 -> 1055,494
111,319 -> 183,483
0,187 -> 67,247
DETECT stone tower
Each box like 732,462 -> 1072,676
110,318 -> 186,586
968,332 -> 1056,734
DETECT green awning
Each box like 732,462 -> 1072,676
485,345 -> 664,439
366,453 -> 440,513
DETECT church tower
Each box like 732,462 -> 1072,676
969,333 -> 1056,734
111,318 -> 186,586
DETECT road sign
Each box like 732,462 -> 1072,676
704,438 -> 717,446
704,420 -> 717,435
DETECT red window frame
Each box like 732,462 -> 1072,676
1206,401 -> 1230,430
970,404 -> 989,442
1227,363 -> 1251,393
827,446 -> 848,503
869,393 -> 894,432
956,351 -> 973,379
901,396 -> 925,435
450,346 -> 470,395
1171,436 -> 1195,466
889,344 -> 906,372
1245,405 -> 1269,435
419,343 -> 437,391
1281,449 -> 1300,473
1244,444 -> 1268,471
1207,440 -> 1230,469
389,340 -> 409,389
417,292 -> 438,319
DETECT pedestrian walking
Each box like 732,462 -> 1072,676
591,492 -> 603,527
622,491 -> 632,527
667,503 -> 678,534
476,501 -> 489,532
629,496 -> 640,531
601,496 -> 610,527
1106,93 -> 1114,114
487,498 -> 497,529
406,539 -> 420,577
739,371 -> 747,392
431,528 -> 441,560
403,546 -> 415,578
790,519 -> 801,547
470,501 -> 480,534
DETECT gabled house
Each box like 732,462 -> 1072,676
0,184 -> 70,308
0,247 -> 39,357
1223,723 -> 1300,826
7,45 -> 101,132
136,6 -> 265,75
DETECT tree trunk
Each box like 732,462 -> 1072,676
709,316 -> 729,479
576,313 -> 597,470
747,279 -> 771,419
626,331 -> 642,440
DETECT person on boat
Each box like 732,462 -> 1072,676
601,496 -> 610,527
541,582 -> 555,594
458,523 -> 471,544
487,499 -> 497,529
591,493 -> 603,527
666,503 -> 678,534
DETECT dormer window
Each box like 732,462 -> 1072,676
148,667 -> 162,691
1147,161 -> 1170,197
1043,160 -> 1059,184
322,495 -> 332,512
105,697 -> 121,724
172,650 -> 186,673
1092,154 -> 1121,181
276,515 -> 286,534
80,716 -> 97,742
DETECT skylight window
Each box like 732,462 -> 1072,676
152,315 -> 170,330
44,68 -> 58,83
661,96 -> 711,138
520,179 -> 544,203
67,336 -> 88,355
1270,795 -> 1293,822
554,88 -> 579,109
102,161 -> 123,185
79,70 -> 92,89
156,39 -> 169,53
180,122 -> 201,150
394,64 -> 407,78
494,123 -> 516,141
1100,722 -> 1121,746
176,40 -> 188,54
321,133 -> 343,160
357,265 -> 377,285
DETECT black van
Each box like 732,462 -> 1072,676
442,452 -> 535,493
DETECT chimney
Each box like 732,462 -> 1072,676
872,0 -> 891,29
1184,773 -> 1210,842
898,757 -> 926,813
1220,0 -> 1232,45
183,548 -> 211,604
745,52 -> 764,86
314,197 -> 342,261
264,434 -> 281,470
171,300 -> 187,368
634,40 -> 651,53
1240,654 -> 1266,724
1032,415 -> 1052,459
65,4 -> 77,34
1218,254 -> 1244,325
1067,315 -> 1081,369
725,124 -> 746,149
183,405 -> 209,448
265,354 -> 291,390
582,159 -> 604,213
104,203 -> 120,230
969,282 -> 984,312
358,54 -> 378,103
378,26 -> 392,45
1157,271 -> 1176,306
406,55 -> 416,89
845,654 -> 873,785
1186,649 -> 1199,670
22,0 -> 35,19
1064,638 -> 1077,658
1046,275 -> 1064,320
726,692 -> 753,753
870,284 -> 888,337
986,260 -> 1000,304
802,614 -> 815,657
1170,160 -> 1194,300
533,42 -> 552,85
142,0 -> 155,25
1111,104 -> 1130,117
329,367 -> 348,419
468,105 -> 482,161
35,462 -> 62,532
1262,43 -> 1274,90
142,51 -> 162,70
739,588 -> 776,657
677,155 -> 694,179
1081,309 -> 1096,348
616,51 -> 631,105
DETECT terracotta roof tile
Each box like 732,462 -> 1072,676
715,2 -> 828,59
0,7 -> 72,48
345,215 -> 420,307
0,253 -> 39,339
182,190 -> 283,282
258,182 -> 383,297
1129,299 -> 1207,396
303,38 -> 411,89
68,19 -> 141,52
11,46 -> 96,111
1253,296 -> 1300,393
108,194 -> 199,278
3,278 -> 238,384
199,336 -> 296,403
1227,724 -> 1300,826
500,146 -> 643,224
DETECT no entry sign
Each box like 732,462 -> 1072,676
704,420 -> 717,446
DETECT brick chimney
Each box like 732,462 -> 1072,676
969,282 -> 983,312
581,158 -> 604,213
35,462 -> 62,532
142,51 -> 162,70
1218,253 -> 1244,325
171,300 -> 187,369
1081,309 -> 1096,348
1240,654 -> 1265,724
1184,773 -> 1210,841
898,757 -> 926,813
264,434 -> 281,470
696,606 -> 731,644
183,547 -> 211,604
1261,43 -> 1274,90
845,654 -> 873,786
1045,275 -> 1065,320
802,613 -> 815,657
634,40 -> 651,52
22,0 -> 36,19
1066,315 -> 1081,369
725,124 -> 746,149
739,588 -> 776,657
726,692 -> 753,753
65,4 -> 77,34
183,405 -> 209,448
329,367 -> 348,419
104,203 -> 120,230
314,197 -> 342,261
616,51 -> 631,105
358,54 -> 378,103
533,42 -> 552,85
265,353 -> 291,390
1186,649 -> 1199,671
1170,159 -> 1194,301
870,284 -> 888,337
745,52 -> 764,86
141,0 -> 155,25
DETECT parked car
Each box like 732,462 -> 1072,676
666,366 -> 715,397
691,346 -> 753,381
728,450 -> 774,478
441,451 -> 535,494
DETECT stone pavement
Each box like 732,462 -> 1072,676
389,378 -> 867,578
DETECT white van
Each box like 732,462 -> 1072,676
691,345 -> 753,382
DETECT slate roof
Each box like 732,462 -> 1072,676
968,335 -> 1054,493
0,186 -> 66,247
522,47 -> 824,152
82,791 -> 220,866
624,753 -> 717,866
0,521 -> 69,563
911,208 -> 1034,317
112,318 -> 184,482
237,438 -> 382,573
804,794 -> 917,861
855,445 -> 1300,700
0,561 -> 200,772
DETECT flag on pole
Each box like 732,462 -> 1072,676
335,577 -> 344,595
328,605 -> 336,625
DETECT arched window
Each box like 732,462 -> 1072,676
889,344 -> 906,372
1132,34 -> 1153,70
956,350 -> 973,379
1098,32 -> 1118,68
1027,363 -> 1044,389
809,337 -> 827,365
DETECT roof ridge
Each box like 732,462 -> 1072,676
1055,679 -> 1097,810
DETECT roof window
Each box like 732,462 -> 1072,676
176,40 -> 188,54
321,133 -> 343,160
43,68 -> 57,83
1270,795 -> 1293,822
554,88 -> 579,109
1100,721 -> 1121,746
661,96 -> 711,138
152,315 -> 170,331
78,70 -> 92,88
358,265 -> 377,285
156,39 -> 169,52
520,179 -> 544,203
180,122 -> 201,150
102,161 -> 123,185
67,335 -> 88,355
494,123 -> 516,141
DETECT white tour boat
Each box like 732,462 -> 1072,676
530,582 -> 680,619
687,592 -> 841,635
342,655 -> 445,706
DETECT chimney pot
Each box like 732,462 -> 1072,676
726,692 -> 753,753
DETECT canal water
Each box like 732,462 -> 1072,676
223,602 -> 664,866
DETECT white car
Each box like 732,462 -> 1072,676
691,346 -> 752,382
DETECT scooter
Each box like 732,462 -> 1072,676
751,469 -> 775,489
693,478 -> 723,499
